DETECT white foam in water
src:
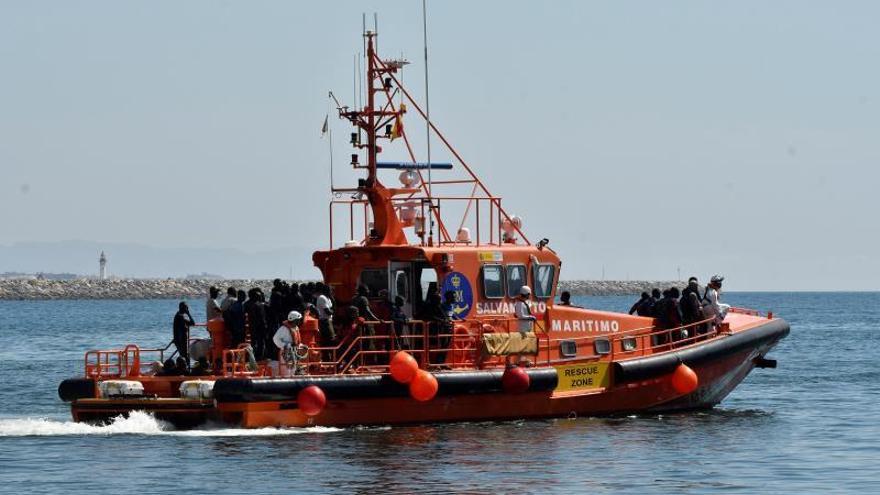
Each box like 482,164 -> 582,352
0,411 -> 342,437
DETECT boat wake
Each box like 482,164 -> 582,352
0,411 -> 342,437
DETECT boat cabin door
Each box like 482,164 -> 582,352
388,261 -> 413,317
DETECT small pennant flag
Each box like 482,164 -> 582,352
321,114 -> 329,137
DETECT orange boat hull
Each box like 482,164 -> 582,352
217,322 -> 785,428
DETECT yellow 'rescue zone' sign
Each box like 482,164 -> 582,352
554,362 -> 610,391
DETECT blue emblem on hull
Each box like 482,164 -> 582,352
441,271 -> 473,320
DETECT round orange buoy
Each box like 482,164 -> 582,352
389,351 -> 419,384
502,366 -> 531,394
671,363 -> 699,394
297,385 -> 326,416
409,369 -> 439,402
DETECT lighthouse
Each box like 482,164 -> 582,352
99,251 -> 107,280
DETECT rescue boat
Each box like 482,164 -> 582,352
59,29 -> 789,428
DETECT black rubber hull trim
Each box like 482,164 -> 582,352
58,378 -> 96,402
213,368 -> 559,403
613,318 -> 790,384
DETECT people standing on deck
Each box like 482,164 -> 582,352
173,302 -> 195,368
703,275 -> 730,325
681,277 -> 702,305
629,292 -> 651,315
352,285 -> 379,358
224,290 -> 247,347
303,282 -> 317,306
353,285 -> 379,321
268,279 -> 286,332
559,291 -> 573,306
287,283 -> 305,313
655,287 -> 684,342
432,290 -> 457,364
514,286 -> 537,334
649,288 -> 662,316
220,287 -> 237,312
680,277 -> 706,334
206,286 -> 222,321
315,282 -> 336,349
390,295 -> 409,350
246,288 -> 270,360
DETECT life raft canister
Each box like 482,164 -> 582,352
97,380 -> 144,398
179,380 -> 216,400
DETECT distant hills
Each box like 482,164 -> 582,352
0,241 -> 320,279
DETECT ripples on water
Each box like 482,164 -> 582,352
0,293 -> 877,494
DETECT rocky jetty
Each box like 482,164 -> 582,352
0,278 -> 682,300
0,278 -> 277,301
557,280 -> 681,296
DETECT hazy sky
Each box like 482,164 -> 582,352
1,1 -> 878,290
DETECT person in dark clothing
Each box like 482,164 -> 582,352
353,285 -> 379,321
642,288 -> 659,317
421,283 -> 440,320
390,295 -> 409,350
629,292 -> 651,315
304,282 -> 318,306
173,301 -> 195,368
220,287 -> 237,312
351,285 -> 379,357
189,356 -> 211,376
679,277 -> 703,325
656,287 -> 684,342
681,290 -> 705,335
224,290 -> 247,348
158,357 -> 178,376
175,356 -> 188,375
287,283 -> 305,313
432,290 -> 457,364
246,288 -> 270,360
269,279 -> 286,333
681,277 -> 702,304
559,291 -> 573,306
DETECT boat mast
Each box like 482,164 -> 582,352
422,0 -> 433,244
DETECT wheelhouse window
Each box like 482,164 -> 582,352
532,264 -> 557,299
393,269 -> 409,302
507,264 -> 527,298
482,265 -> 505,299
358,269 -> 387,297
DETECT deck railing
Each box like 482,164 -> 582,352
84,307 -> 770,379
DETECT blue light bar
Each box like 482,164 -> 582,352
376,162 -> 453,170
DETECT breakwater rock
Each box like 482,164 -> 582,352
0,278 -> 682,300
557,280 -> 681,296
0,278 -> 277,301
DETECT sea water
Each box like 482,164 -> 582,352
0,293 -> 877,494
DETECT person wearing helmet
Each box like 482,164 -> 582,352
273,310 -> 303,352
272,311 -> 303,374
514,286 -> 537,334
702,275 -> 730,325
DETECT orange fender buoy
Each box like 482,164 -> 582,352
390,351 -> 419,384
671,363 -> 699,394
502,366 -> 531,394
409,369 -> 439,402
297,385 -> 327,416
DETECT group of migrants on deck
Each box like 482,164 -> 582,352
161,275 -> 730,376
